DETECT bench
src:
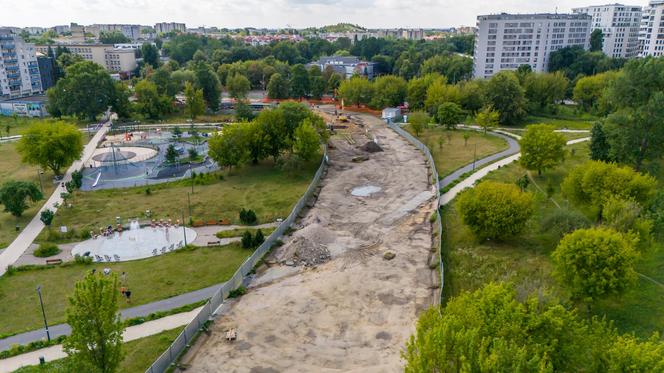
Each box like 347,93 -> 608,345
226,328 -> 237,342
207,220 -> 217,226
207,240 -> 221,246
46,259 -> 63,265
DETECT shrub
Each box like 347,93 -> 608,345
228,286 -> 247,298
34,243 -> 61,258
253,229 -> 265,247
239,208 -> 257,225
241,231 -> 253,249
457,181 -> 534,241
40,209 -> 55,226
540,208 -> 591,239
74,254 -> 93,265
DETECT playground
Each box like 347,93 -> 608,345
80,127 -> 217,190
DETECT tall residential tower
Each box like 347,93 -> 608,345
639,0 -> 664,56
573,4 -> 642,58
0,28 -> 42,100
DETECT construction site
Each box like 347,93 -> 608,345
180,109 -> 439,372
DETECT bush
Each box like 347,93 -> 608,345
40,209 -> 55,226
74,254 -> 93,265
457,181 -> 534,241
253,229 -> 265,247
34,243 -> 61,258
239,208 -> 257,225
241,231 -> 253,249
228,286 -> 247,298
540,208 -> 591,239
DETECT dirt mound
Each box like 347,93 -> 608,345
360,141 -> 383,153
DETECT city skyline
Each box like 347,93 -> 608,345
6,0 -> 633,29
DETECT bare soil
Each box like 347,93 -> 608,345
182,112 -> 437,372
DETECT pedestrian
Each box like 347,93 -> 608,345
121,271 -> 127,286
125,288 -> 132,303
120,286 -> 127,297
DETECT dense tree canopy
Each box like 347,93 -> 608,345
0,181 -> 43,217
484,71 -> 526,125
17,121 -> 84,176
519,124 -> 567,175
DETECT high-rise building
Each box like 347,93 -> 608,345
473,13 -> 592,79
0,28 -> 42,100
573,4 -> 642,58
639,0 -> 664,57
154,22 -> 186,34
35,44 -> 138,74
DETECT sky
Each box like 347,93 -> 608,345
5,0 -> 638,29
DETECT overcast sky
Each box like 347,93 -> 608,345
7,0 -> 634,28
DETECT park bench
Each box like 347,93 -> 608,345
207,240 -> 220,246
226,328 -> 237,342
46,259 -> 63,265
207,220 -> 217,226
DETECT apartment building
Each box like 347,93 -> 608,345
639,0 -> 664,56
376,28 -> 424,40
154,22 -> 186,34
308,56 -> 377,80
473,13 -> 591,79
573,4 -> 642,58
90,24 -> 142,40
35,44 -> 137,74
0,28 -> 42,100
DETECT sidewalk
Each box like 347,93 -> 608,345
0,123 -> 110,276
0,307 -> 201,373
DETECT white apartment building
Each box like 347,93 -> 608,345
573,4 -> 642,58
639,0 -> 664,56
35,44 -> 137,74
90,24 -> 142,40
154,22 -> 186,34
0,28 -> 42,100
473,13 -> 592,79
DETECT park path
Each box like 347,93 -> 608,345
0,307 -> 201,372
0,122 -> 111,276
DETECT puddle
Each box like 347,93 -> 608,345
351,185 -> 382,197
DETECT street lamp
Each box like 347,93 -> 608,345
36,286 -> 50,342
181,210 -> 187,246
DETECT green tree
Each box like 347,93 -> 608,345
293,119 -> 321,161
590,29 -> 604,52
519,124 -> 567,175
523,72 -> 568,113
457,181 -> 534,241
235,100 -> 254,121
149,66 -> 178,97
338,76 -> 373,107
419,54 -> 472,83
255,109 -> 287,162
208,124 -> 247,171
40,209 -> 55,226
183,82 -> 205,119
134,80 -> 171,119
63,272 -> 124,373
573,71 -> 618,112
424,80 -> 461,115
408,111 -> 430,137
17,121 -> 83,176
406,73 -> 445,110
141,43 -> 160,69
590,122 -> 610,162
485,71 -> 526,125
561,160 -> 657,221
289,64 -> 310,98
552,227 -> 638,303
0,181 -> 43,217
458,79 -> 486,114
278,101 -> 311,148
267,73 -> 290,99
369,75 -> 407,108
99,31 -> 129,44
475,105 -> 499,134
193,61 -> 221,111
227,74 -> 251,99
436,102 -> 463,129
244,121 -> 267,164
165,144 -> 178,164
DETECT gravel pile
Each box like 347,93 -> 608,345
360,141 -> 383,153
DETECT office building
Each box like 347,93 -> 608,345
154,22 -> 186,34
639,0 -> 664,56
473,13 -> 591,79
35,44 -> 137,74
573,4 -> 642,58
0,28 -> 42,100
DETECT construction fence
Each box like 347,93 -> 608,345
145,147 -> 328,373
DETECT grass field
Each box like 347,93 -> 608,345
216,226 -> 276,239
12,326 -> 183,373
442,141 -> 664,338
0,117 -> 86,137
47,158 -> 320,237
404,126 -> 509,177
0,143 -> 56,248
517,115 -> 596,130
0,243 -> 250,336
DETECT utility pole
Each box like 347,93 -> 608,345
187,192 -> 192,219
181,210 -> 187,246
36,286 -> 50,342
472,143 -> 477,171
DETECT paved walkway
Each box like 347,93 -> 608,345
0,122 -> 111,276
0,307 -> 200,372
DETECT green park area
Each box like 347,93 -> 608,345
441,141 -> 664,338
404,126 -> 509,177
0,117 -> 87,138
0,243 -> 248,336
13,326 -> 183,373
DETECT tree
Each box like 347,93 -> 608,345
523,72 -> 568,113
235,100 -> 254,121
458,79 -> 486,114
519,124 -> 567,175
289,64 -> 310,98
165,144 -> 178,164
183,82 -> 205,119
149,67 -> 178,97
0,181 -> 43,217
241,230 -> 254,248
590,29 -> 604,52
63,272 -> 124,373
436,102 -> 463,129
255,109 -> 287,162
475,105 -> 499,134
267,73 -> 290,99
457,181 -> 534,241
40,209 -> 55,226
141,43 -> 159,69
99,31 -> 129,44
193,61 -> 221,111
573,71 -> 618,112
278,101 -> 311,148
485,71 -> 526,125
134,80 -> 171,119
227,74 -> 251,99
552,227 -> 638,303
47,61 -> 120,120
424,80 -> 461,115
208,124 -> 247,171
590,122 -> 610,161
370,75 -> 407,108
420,54 -> 472,83
407,73 -> 445,110
244,121 -> 268,164
561,161 -> 657,221
338,76 -> 373,107
293,119 -> 321,161
408,111 -> 430,137
17,121 -> 83,176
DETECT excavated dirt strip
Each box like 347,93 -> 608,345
183,113 -> 437,372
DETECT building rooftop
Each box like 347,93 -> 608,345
478,13 -> 591,20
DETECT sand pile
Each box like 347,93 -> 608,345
360,141 -> 383,153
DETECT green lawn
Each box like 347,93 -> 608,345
0,243 -> 250,336
404,126 -> 509,177
497,128 -> 590,141
442,141 -> 664,338
47,158 -> 320,237
12,326 -> 183,373
516,115 -> 596,130
0,117 -> 86,137
216,226 -> 276,239
0,143 -> 56,247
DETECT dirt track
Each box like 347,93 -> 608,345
183,112 -> 437,372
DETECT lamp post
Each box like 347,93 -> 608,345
181,210 -> 187,246
37,169 -> 44,194
190,164 -> 194,194
187,192 -> 192,219
36,286 -> 50,342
